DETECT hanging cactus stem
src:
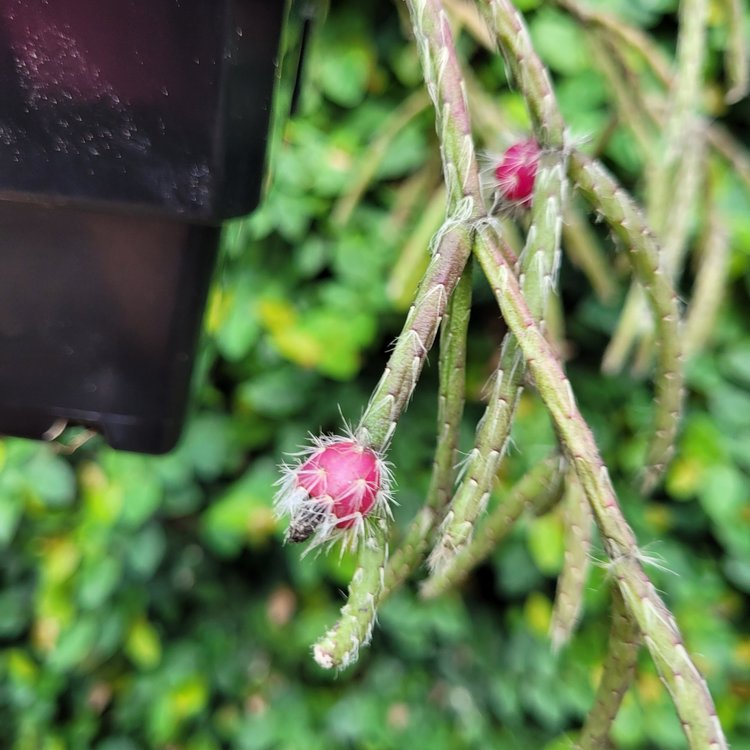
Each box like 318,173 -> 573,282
313,519 -> 390,670
684,205 -> 731,357
578,587 -> 641,750
568,151 -> 684,493
549,471 -> 593,652
356,224 -> 473,451
383,260 -> 473,596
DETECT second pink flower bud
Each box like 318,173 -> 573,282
493,138 -> 541,208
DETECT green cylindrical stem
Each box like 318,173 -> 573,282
550,472 -> 593,651
428,152 -> 567,570
406,0 -> 484,210
313,520 -> 389,670
684,206 -> 731,358
382,506 -> 436,598
648,0 -> 708,235
613,555 -> 728,749
430,259 -> 474,512
356,224 -> 472,451
722,0 -> 749,104
578,587 -> 640,750
429,258 -> 474,513
382,262 -> 473,596
421,453 -> 566,598
471,232 -> 625,590
601,284 -> 647,375
606,124 -> 705,376
577,0 -> 750,198
520,152 -> 567,316
662,121 -> 706,278
569,152 -> 684,493
479,0 -> 566,147
427,341 -> 522,569
472,228 -> 725,750
625,123 -> 706,375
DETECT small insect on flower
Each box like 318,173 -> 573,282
491,138 -> 541,211
274,435 -> 393,552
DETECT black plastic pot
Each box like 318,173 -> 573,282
0,0 -> 288,452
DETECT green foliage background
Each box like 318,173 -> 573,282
2,0 -> 750,747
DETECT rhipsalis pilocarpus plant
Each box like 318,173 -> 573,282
275,0 -> 746,746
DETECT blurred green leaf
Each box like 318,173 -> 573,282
0,485 -> 23,546
48,618 -> 98,672
21,449 -> 76,508
126,524 -> 167,579
530,9 -> 590,75
720,342 -> 750,385
77,557 -> 121,610
179,414 -> 242,482
125,618 -> 162,671
0,588 -> 30,638
699,465 -> 750,558
527,513 -> 565,576
201,460 -> 278,556
236,368 -> 315,419
317,36 -> 374,107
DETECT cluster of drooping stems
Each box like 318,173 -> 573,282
603,0 -> 708,377
274,0 -> 740,746
553,0 -> 744,382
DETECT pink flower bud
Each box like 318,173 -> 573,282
297,441 -> 381,528
275,434 -> 392,550
493,139 -> 540,207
